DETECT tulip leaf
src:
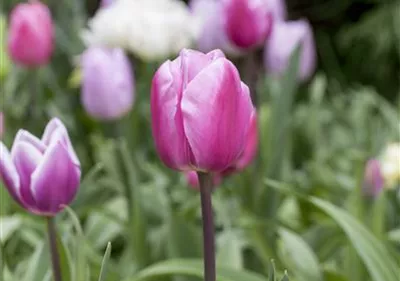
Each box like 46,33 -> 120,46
278,227 -> 322,281
64,206 -> 87,281
98,242 -> 112,281
309,197 -> 399,281
23,241 -> 49,281
122,259 -> 267,281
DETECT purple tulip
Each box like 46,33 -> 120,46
0,118 -> 81,216
264,19 -> 316,81
7,0 -> 54,67
81,47 -> 135,121
151,49 -> 254,172
363,159 -> 384,197
190,0 -> 240,55
222,0 -> 273,49
269,0 -> 287,21
101,0 -> 114,7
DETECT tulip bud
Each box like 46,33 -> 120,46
190,0 -> 240,55
185,171 -> 222,189
7,1 -> 54,67
151,49 -> 254,172
81,47 -> 135,121
0,118 -> 81,216
363,159 -> 384,197
222,0 -> 273,49
264,19 -> 316,82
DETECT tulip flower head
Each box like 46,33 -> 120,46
7,0 -> 54,67
363,159 -> 384,197
151,49 -> 254,173
81,47 -> 134,121
264,19 -> 316,82
0,118 -> 81,216
222,0 -> 273,49
190,0 -> 240,55
83,0 -> 199,61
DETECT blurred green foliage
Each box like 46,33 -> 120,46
1,1 -> 399,281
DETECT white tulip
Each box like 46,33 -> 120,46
380,142 -> 400,188
82,0 -> 200,61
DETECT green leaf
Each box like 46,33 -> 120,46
310,197 -> 399,281
123,259 -> 267,281
0,215 -> 22,243
98,242 -> 112,281
278,228 -> 322,281
23,241 -> 49,281
216,231 -> 244,270
268,260 -> 275,281
64,206 -> 87,281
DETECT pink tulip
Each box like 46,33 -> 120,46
363,159 -> 384,197
151,49 -> 254,172
222,0 -> 273,49
269,0 -> 287,21
0,118 -> 81,216
264,19 -> 316,81
81,47 -> 135,120
190,0 -> 240,55
7,0 -> 54,67
234,111 -> 258,169
185,171 -> 222,189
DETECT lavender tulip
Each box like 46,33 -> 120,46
0,118 -> 81,216
222,0 -> 273,49
7,0 -> 54,67
363,159 -> 384,197
264,19 -> 316,81
151,49 -> 254,172
81,47 -> 134,121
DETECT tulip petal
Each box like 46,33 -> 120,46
13,129 -> 46,153
31,141 -> 81,215
11,141 -> 43,208
151,58 -> 195,170
0,142 -> 23,206
181,58 -> 253,171
42,118 -> 80,166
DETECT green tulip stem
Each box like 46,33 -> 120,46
198,172 -> 216,281
46,217 -> 62,281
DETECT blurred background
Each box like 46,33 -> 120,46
0,0 -> 399,281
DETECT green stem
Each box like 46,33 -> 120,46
46,217 -> 62,281
198,172 -> 216,281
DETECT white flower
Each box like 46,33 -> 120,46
82,0 -> 199,61
380,142 -> 400,188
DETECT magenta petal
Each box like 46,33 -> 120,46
42,118 -> 80,166
0,142 -> 23,206
151,58 -> 194,170
236,109 -> 258,169
11,141 -> 43,208
31,142 -> 81,215
181,58 -> 253,171
180,49 -> 215,87
13,129 -> 46,153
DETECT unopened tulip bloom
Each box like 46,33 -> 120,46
7,1 -> 53,67
0,118 -> 81,216
222,0 -> 273,49
81,47 -> 134,120
151,49 -> 254,172
190,0 -> 240,55
264,19 -> 316,81
363,159 -> 384,197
